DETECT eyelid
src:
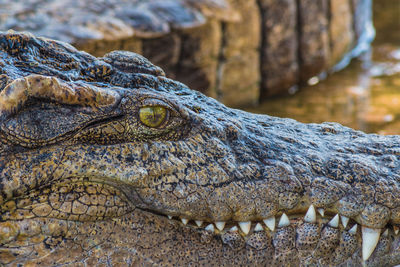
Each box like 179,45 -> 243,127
140,98 -> 177,115
141,98 -> 172,107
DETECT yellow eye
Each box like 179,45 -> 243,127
139,106 -> 168,128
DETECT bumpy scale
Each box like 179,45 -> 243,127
0,32 -> 400,266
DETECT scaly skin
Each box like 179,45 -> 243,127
0,32 -> 400,266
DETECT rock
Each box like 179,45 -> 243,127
329,0 -> 355,69
297,0 -> 330,83
142,34 -> 181,80
258,0 -> 299,98
0,0 -> 374,107
217,0 -> 260,106
174,19 -> 222,98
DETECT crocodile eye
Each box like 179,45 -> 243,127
139,106 -> 168,128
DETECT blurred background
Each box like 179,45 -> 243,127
247,0 -> 400,135
1,0 -> 399,133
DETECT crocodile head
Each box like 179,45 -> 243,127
1,32 -> 400,266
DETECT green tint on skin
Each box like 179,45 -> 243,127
3,32 -> 400,267
139,106 -> 168,128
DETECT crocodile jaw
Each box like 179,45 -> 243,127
1,32 -> 400,266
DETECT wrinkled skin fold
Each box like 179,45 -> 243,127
0,32 -> 400,266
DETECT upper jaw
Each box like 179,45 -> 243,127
124,111 -> 400,231
159,204 -> 399,263
125,114 -> 400,264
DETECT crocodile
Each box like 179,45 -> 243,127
0,31 -> 400,266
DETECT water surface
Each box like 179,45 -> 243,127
247,0 -> 400,135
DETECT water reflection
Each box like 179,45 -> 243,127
247,1 -> 400,135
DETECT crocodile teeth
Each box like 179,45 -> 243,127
328,214 -> 339,228
181,218 -> 189,225
362,226 -> 381,261
318,208 -> 325,217
195,220 -> 203,227
263,216 -> 275,231
168,215 -> 173,219
278,213 -> 290,228
383,229 -> 389,236
341,216 -> 349,228
205,224 -> 215,233
394,226 -> 399,235
230,226 -> 238,232
349,224 -> 358,234
254,223 -> 263,232
239,221 -> 251,235
304,205 -> 316,223
215,221 -> 226,231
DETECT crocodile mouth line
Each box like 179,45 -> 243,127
163,205 -> 399,261
62,177 -> 399,262
4,174 -> 397,262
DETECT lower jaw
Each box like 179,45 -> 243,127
165,205 -> 399,262
2,210 -> 399,266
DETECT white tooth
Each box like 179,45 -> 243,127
215,221 -> 226,231
328,214 -> 339,228
318,208 -> 325,217
341,216 -> 349,228
383,229 -> 389,237
263,216 -> 275,231
168,215 -> 173,219
239,221 -> 251,235
278,213 -> 290,228
181,218 -> 189,225
205,224 -> 215,233
394,226 -> 399,235
254,223 -> 264,232
349,224 -> 358,234
362,226 -> 381,261
195,220 -> 203,227
230,226 -> 238,232
304,205 -> 316,223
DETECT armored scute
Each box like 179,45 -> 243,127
0,32 -> 400,266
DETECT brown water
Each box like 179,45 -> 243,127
247,0 -> 400,135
